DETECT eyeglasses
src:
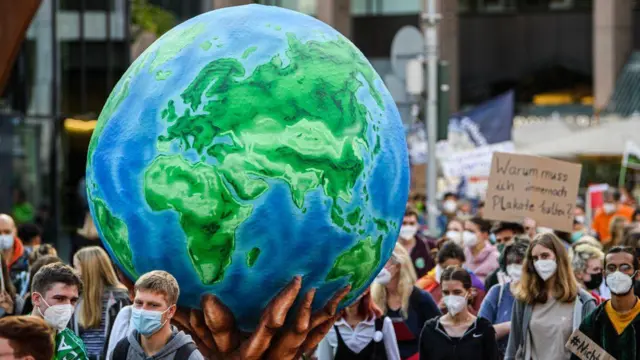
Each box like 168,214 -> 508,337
605,264 -> 634,273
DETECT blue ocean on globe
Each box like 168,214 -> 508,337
86,4 -> 409,330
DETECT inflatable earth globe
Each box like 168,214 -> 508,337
86,4 -> 409,330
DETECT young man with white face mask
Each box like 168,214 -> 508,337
398,207 -> 435,278
30,262 -> 88,359
571,246 -> 640,360
112,270 -> 204,360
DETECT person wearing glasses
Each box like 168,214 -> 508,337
571,246 -> 640,360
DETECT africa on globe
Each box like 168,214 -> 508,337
86,4 -> 409,330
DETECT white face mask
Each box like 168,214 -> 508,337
445,230 -> 461,242
575,215 -> 585,224
506,264 -> 523,282
463,231 -> 478,247
606,271 -> 636,295
0,235 -> 14,250
374,268 -> 392,286
534,259 -> 557,281
443,295 -> 467,316
603,203 -> 616,214
399,225 -> 418,240
36,293 -> 75,331
443,200 -> 458,214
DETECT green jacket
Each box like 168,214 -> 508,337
571,300 -> 640,360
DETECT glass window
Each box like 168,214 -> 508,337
380,0 -> 421,15
280,0 -> 317,15
477,0 -> 515,12
549,0 -> 574,10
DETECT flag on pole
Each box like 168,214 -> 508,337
622,141 -> 640,169
619,141 -> 640,187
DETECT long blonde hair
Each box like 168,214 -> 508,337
515,232 -> 578,304
74,246 -> 123,328
371,243 -> 417,318
609,215 -> 627,248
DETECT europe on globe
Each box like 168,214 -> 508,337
86,4 -> 409,330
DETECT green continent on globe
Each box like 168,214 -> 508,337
246,247 -> 261,267
91,198 -> 138,277
325,236 -> 382,301
144,154 -> 252,284
147,32 -> 386,285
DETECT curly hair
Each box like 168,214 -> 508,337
570,243 -> 604,276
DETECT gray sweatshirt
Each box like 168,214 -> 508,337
504,288 -> 596,360
123,327 -> 204,360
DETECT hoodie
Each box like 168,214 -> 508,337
122,327 -> 204,360
464,243 -> 499,283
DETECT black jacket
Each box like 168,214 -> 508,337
419,316 -> 499,360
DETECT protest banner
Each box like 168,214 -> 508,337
565,329 -> 616,360
484,152 -> 582,232
441,141 -> 515,179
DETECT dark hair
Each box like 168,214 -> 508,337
633,208 -> 640,220
469,217 -> 492,234
404,206 -> 419,219
27,256 -> 63,297
0,316 -> 54,360
500,238 -> 530,271
440,266 -> 472,289
442,192 -> 458,201
492,221 -> 525,235
17,223 -> 41,245
606,246 -> 639,270
623,229 -> 640,249
612,189 -> 622,202
437,241 -> 466,265
478,201 -> 485,208
31,263 -> 83,296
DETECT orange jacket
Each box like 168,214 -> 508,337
591,204 -> 634,243
7,237 -> 25,269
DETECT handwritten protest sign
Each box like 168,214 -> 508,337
484,152 -> 582,232
565,329 -> 616,360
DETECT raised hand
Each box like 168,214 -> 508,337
173,276 -> 351,360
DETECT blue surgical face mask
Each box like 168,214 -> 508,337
131,306 -> 172,336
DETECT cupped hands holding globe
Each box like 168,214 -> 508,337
87,4 -> 409,357
173,277 -> 350,359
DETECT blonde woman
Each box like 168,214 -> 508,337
71,246 -> 131,359
571,243 -> 605,304
505,233 -> 596,360
607,215 -> 628,251
372,244 -> 440,360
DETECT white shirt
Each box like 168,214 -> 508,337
106,305 -> 132,360
315,316 -> 400,360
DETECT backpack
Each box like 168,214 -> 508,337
112,337 -> 197,360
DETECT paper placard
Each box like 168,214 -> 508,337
484,152 -> 582,232
565,329 -> 616,360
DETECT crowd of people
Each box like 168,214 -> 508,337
0,186 -> 638,359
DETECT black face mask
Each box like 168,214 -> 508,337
584,272 -> 603,291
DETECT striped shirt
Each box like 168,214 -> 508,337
78,296 -> 110,358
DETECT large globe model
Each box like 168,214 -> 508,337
86,4 -> 409,330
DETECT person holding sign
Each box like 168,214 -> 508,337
418,266 -> 499,360
570,246 -> 640,360
505,233 -> 596,360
